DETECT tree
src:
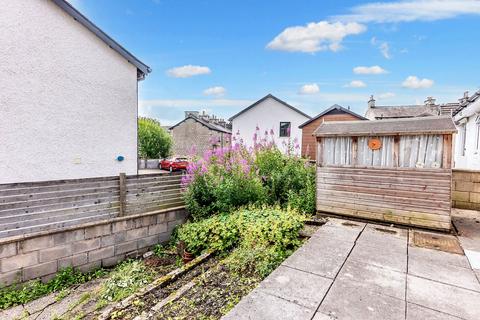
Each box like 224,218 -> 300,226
138,117 -> 172,159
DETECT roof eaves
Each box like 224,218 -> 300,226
229,94 -> 311,121
169,116 -> 231,134
298,105 -> 367,128
53,0 -> 151,80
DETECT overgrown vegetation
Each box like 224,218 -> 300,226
178,207 -> 305,277
0,267 -> 106,310
183,129 -> 315,220
98,260 -> 154,306
138,117 -> 172,159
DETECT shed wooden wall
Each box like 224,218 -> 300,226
316,166 -> 452,230
301,113 -> 360,160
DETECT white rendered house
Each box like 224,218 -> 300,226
454,91 -> 480,170
0,0 -> 150,183
229,94 -> 311,155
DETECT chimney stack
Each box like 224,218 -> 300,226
424,96 -> 436,106
368,95 -> 375,108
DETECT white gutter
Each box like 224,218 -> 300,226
454,98 -> 480,122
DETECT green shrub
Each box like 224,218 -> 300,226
138,117 -> 172,159
177,207 -> 305,277
255,148 -> 316,214
177,214 -> 240,255
184,163 -> 266,221
0,267 -> 106,310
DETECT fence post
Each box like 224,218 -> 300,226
119,173 -> 126,216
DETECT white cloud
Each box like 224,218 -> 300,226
299,83 -> 320,95
371,37 -> 391,59
267,21 -> 366,53
377,92 -> 396,99
379,42 -> 391,59
402,76 -> 434,89
345,80 -> 367,88
166,65 -> 211,78
353,65 -> 388,75
203,86 -> 226,97
335,0 -> 480,23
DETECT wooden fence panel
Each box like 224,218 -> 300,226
0,173 -> 185,238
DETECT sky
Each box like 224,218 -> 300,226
71,0 -> 480,125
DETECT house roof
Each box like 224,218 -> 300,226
314,116 -> 457,137
365,103 -> 461,120
169,115 -> 232,134
228,94 -> 311,121
298,104 -> 367,128
52,0 -> 151,80
453,89 -> 480,117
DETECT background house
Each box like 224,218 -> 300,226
170,111 -> 231,157
453,90 -> 480,170
0,0 -> 150,183
365,95 -> 459,120
299,104 -> 367,160
229,94 -> 311,155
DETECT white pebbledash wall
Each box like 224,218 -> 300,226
231,97 -> 309,155
454,98 -> 480,170
0,0 -> 139,183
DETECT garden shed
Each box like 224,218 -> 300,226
314,116 -> 457,230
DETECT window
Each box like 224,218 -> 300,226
460,123 -> 467,156
476,116 -> 480,151
279,122 -> 291,137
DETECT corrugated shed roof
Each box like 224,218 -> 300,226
299,104 -> 367,128
53,0 -> 151,79
314,116 -> 457,137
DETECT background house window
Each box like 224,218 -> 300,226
460,123 -> 467,156
476,116 -> 480,151
279,122 -> 291,137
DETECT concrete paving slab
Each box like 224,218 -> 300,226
356,224 -> 407,251
407,303 -> 463,320
0,305 -> 26,320
257,265 -> 332,310
283,236 -> 353,279
222,290 -> 314,320
407,275 -> 480,320
348,240 -> 407,273
464,249 -> 480,270
409,252 -> 480,292
337,259 -> 406,300
317,277 -> 405,320
322,218 -> 366,230
312,225 -> 363,244
408,246 -> 470,268
24,292 -> 57,314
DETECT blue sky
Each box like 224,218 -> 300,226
71,0 -> 480,125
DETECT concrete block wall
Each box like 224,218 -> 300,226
452,169 -> 480,210
0,207 -> 187,286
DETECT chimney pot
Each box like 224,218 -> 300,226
368,95 -> 376,108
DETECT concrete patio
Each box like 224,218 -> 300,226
224,211 -> 480,320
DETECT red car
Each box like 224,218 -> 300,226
159,157 -> 189,172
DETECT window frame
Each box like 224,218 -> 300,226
475,115 -> 480,151
279,122 -> 291,137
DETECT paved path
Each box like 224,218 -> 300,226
224,216 -> 480,320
